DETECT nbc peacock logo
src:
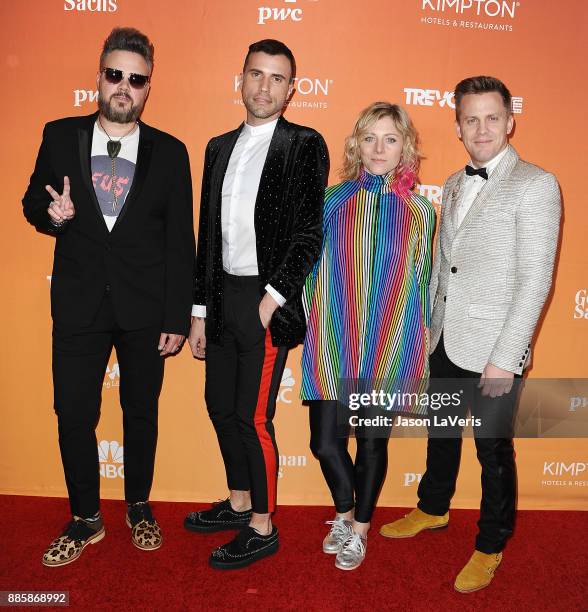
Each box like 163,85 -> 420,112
98,440 -> 125,479
103,362 -> 120,389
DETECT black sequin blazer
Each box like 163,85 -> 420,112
194,116 -> 329,347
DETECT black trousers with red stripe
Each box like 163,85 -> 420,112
205,273 -> 288,514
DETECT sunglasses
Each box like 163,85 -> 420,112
101,67 -> 150,89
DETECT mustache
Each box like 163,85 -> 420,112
110,92 -> 132,103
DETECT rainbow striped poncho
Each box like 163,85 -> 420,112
301,170 -> 436,400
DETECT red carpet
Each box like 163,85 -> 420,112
0,495 -> 586,611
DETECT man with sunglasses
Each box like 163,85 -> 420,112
22,27 -> 195,566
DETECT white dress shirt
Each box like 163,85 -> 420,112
453,146 -> 510,228
192,119 -> 285,317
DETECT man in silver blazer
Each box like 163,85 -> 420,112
380,76 -> 561,593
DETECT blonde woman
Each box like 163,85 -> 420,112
301,102 -> 435,570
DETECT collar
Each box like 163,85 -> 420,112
242,118 -> 279,137
359,168 -> 396,193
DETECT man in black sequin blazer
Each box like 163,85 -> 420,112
185,39 -> 329,569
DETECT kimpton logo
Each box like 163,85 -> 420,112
419,0 -> 520,32
233,75 -> 332,97
421,0 -> 519,18
543,462 -> 587,477
98,440 -> 125,479
541,461 -> 588,488
233,74 -> 331,110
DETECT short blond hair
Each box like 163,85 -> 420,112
340,102 -> 421,195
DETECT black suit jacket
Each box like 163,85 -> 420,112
22,112 -> 195,335
194,116 -> 329,347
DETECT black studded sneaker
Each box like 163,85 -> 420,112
184,499 -> 252,533
209,526 -> 279,570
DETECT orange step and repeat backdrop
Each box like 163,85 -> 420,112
1,0 -> 586,510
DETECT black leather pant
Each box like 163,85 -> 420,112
309,400 -> 389,523
417,334 -> 518,553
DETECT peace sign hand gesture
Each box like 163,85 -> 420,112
45,176 -> 76,225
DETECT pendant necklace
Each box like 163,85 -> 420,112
97,117 -> 138,212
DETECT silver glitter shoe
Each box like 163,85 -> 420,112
323,517 -> 352,554
335,531 -> 367,571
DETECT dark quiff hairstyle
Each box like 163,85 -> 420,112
100,27 -> 154,72
454,75 -> 512,119
243,39 -> 296,82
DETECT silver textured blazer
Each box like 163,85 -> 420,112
429,145 -> 561,374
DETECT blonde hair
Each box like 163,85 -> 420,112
340,102 -> 421,195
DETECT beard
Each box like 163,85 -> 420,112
98,92 -> 144,123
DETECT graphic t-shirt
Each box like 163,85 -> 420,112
91,123 -> 139,231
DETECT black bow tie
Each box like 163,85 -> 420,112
465,165 -> 488,180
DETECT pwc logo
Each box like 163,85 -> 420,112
64,0 -> 117,11
277,367 -> 295,404
403,472 -> 422,486
98,440 -> 125,479
569,397 -> 588,412
74,89 -> 98,108
257,0 -> 318,25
